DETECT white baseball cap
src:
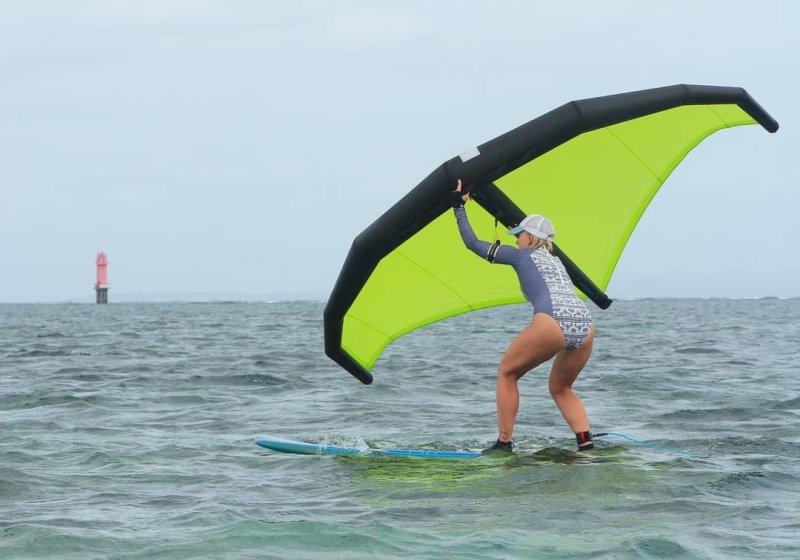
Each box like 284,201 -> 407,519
507,214 -> 555,241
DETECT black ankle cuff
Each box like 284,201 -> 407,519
576,431 -> 594,450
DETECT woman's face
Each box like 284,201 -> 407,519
516,231 -> 534,249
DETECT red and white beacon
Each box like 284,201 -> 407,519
95,251 -> 109,304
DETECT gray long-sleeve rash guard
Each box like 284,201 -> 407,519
454,206 -> 592,348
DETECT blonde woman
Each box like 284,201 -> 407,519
452,180 -> 595,453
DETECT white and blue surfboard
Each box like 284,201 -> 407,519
256,435 -> 480,459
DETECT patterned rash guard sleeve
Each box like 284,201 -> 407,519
454,207 -> 518,265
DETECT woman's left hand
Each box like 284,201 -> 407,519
453,179 -> 470,206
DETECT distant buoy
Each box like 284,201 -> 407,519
95,251 -> 109,304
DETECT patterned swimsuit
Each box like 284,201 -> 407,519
455,207 -> 592,348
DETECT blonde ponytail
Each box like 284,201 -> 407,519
528,237 -> 553,253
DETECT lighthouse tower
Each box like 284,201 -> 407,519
95,251 -> 109,304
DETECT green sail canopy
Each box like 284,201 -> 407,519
324,85 -> 778,384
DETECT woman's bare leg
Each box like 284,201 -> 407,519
548,325 -> 595,434
496,313 -> 566,442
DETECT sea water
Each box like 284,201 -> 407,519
1,299 -> 799,559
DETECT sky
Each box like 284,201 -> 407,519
1,1 -> 798,303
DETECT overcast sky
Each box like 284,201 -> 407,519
1,1 -> 798,303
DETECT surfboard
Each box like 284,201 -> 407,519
256,435 -> 480,459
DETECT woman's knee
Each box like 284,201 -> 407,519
498,360 -> 526,381
548,378 -> 571,398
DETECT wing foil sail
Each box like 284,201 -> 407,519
324,84 -> 778,384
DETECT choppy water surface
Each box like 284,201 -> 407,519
1,299 -> 799,559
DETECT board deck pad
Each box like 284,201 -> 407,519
256,435 -> 480,459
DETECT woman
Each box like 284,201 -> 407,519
451,180 -> 596,453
